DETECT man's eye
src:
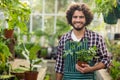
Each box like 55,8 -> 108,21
72,16 -> 85,18
73,16 -> 77,18
79,16 -> 85,18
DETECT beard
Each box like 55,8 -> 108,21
72,22 -> 85,31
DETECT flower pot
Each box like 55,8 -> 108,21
103,10 -> 118,24
25,71 -> 38,80
4,29 -> 14,38
77,61 -> 87,68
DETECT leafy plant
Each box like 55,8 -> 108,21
63,41 -> 81,58
76,46 -> 97,63
44,74 -> 51,80
93,0 -> 117,16
0,35 -> 12,74
105,38 -> 120,61
0,0 -> 31,33
63,49 -> 73,58
21,43 -> 42,71
63,41 -> 98,63
109,60 -> 120,80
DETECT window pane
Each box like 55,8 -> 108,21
44,16 -> 54,34
57,0 -> 69,14
32,15 -> 42,31
32,0 -> 42,13
45,0 -> 55,13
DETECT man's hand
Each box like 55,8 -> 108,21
75,62 -> 105,73
56,72 -> 63,80
75,64 -> 93,73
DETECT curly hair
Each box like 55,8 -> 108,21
66,3 -> 93,26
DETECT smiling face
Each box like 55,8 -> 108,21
72,10 -> 86,31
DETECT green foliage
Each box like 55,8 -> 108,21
0,75 -> 15,80
0,0 -> 31,33
11,66 -> 28,73
0,42 -> 11,60
93,0 -> 117,16
22,43 -> 42,71
63,41 -> 98,63
63,50 -> 73,58
105,38 -> 120,61
56,19 -> 71,37
109,44 -> 120,60
76,46 -> 97,63
41,48 -> 47,58
0,34 -> 12,74
109,60 -> 120,80
63,41 -> 81,58
44,74 -> 51,80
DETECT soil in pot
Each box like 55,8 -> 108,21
77,61 -> 87,68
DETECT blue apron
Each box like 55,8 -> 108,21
63,40 -> 96,80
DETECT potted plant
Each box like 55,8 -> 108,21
0,0 -> 31,33
94,0 -> 118,24
11,67 -> 27,80
0,0 -> 31,59
75,46 -> 97,67
21,43 -> 42,80
63,41 -> 98,67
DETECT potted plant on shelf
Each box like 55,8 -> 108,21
0,0 -> 31,33
0,0 -> 31,59
75,46 -> 97,67
21,43 -> 42,80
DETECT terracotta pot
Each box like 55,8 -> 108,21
4,29 -> 14,38
77,61 -> 87,68
25,71 -> 38,80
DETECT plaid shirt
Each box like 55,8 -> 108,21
55,29 -> 111,74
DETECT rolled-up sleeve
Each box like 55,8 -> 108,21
97,37 -> 112,68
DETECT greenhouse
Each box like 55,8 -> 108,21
0,0 -> 120,80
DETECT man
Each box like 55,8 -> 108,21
55,2 -> 111,80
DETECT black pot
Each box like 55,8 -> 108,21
103,10 -> 118,24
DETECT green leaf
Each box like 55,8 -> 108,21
29,45 -> 40,60
32,59 -> 42,65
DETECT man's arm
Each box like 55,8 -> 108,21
91,62 -> 105,71
56,72 -> 63,80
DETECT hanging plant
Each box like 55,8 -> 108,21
94,0 -> 118,24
